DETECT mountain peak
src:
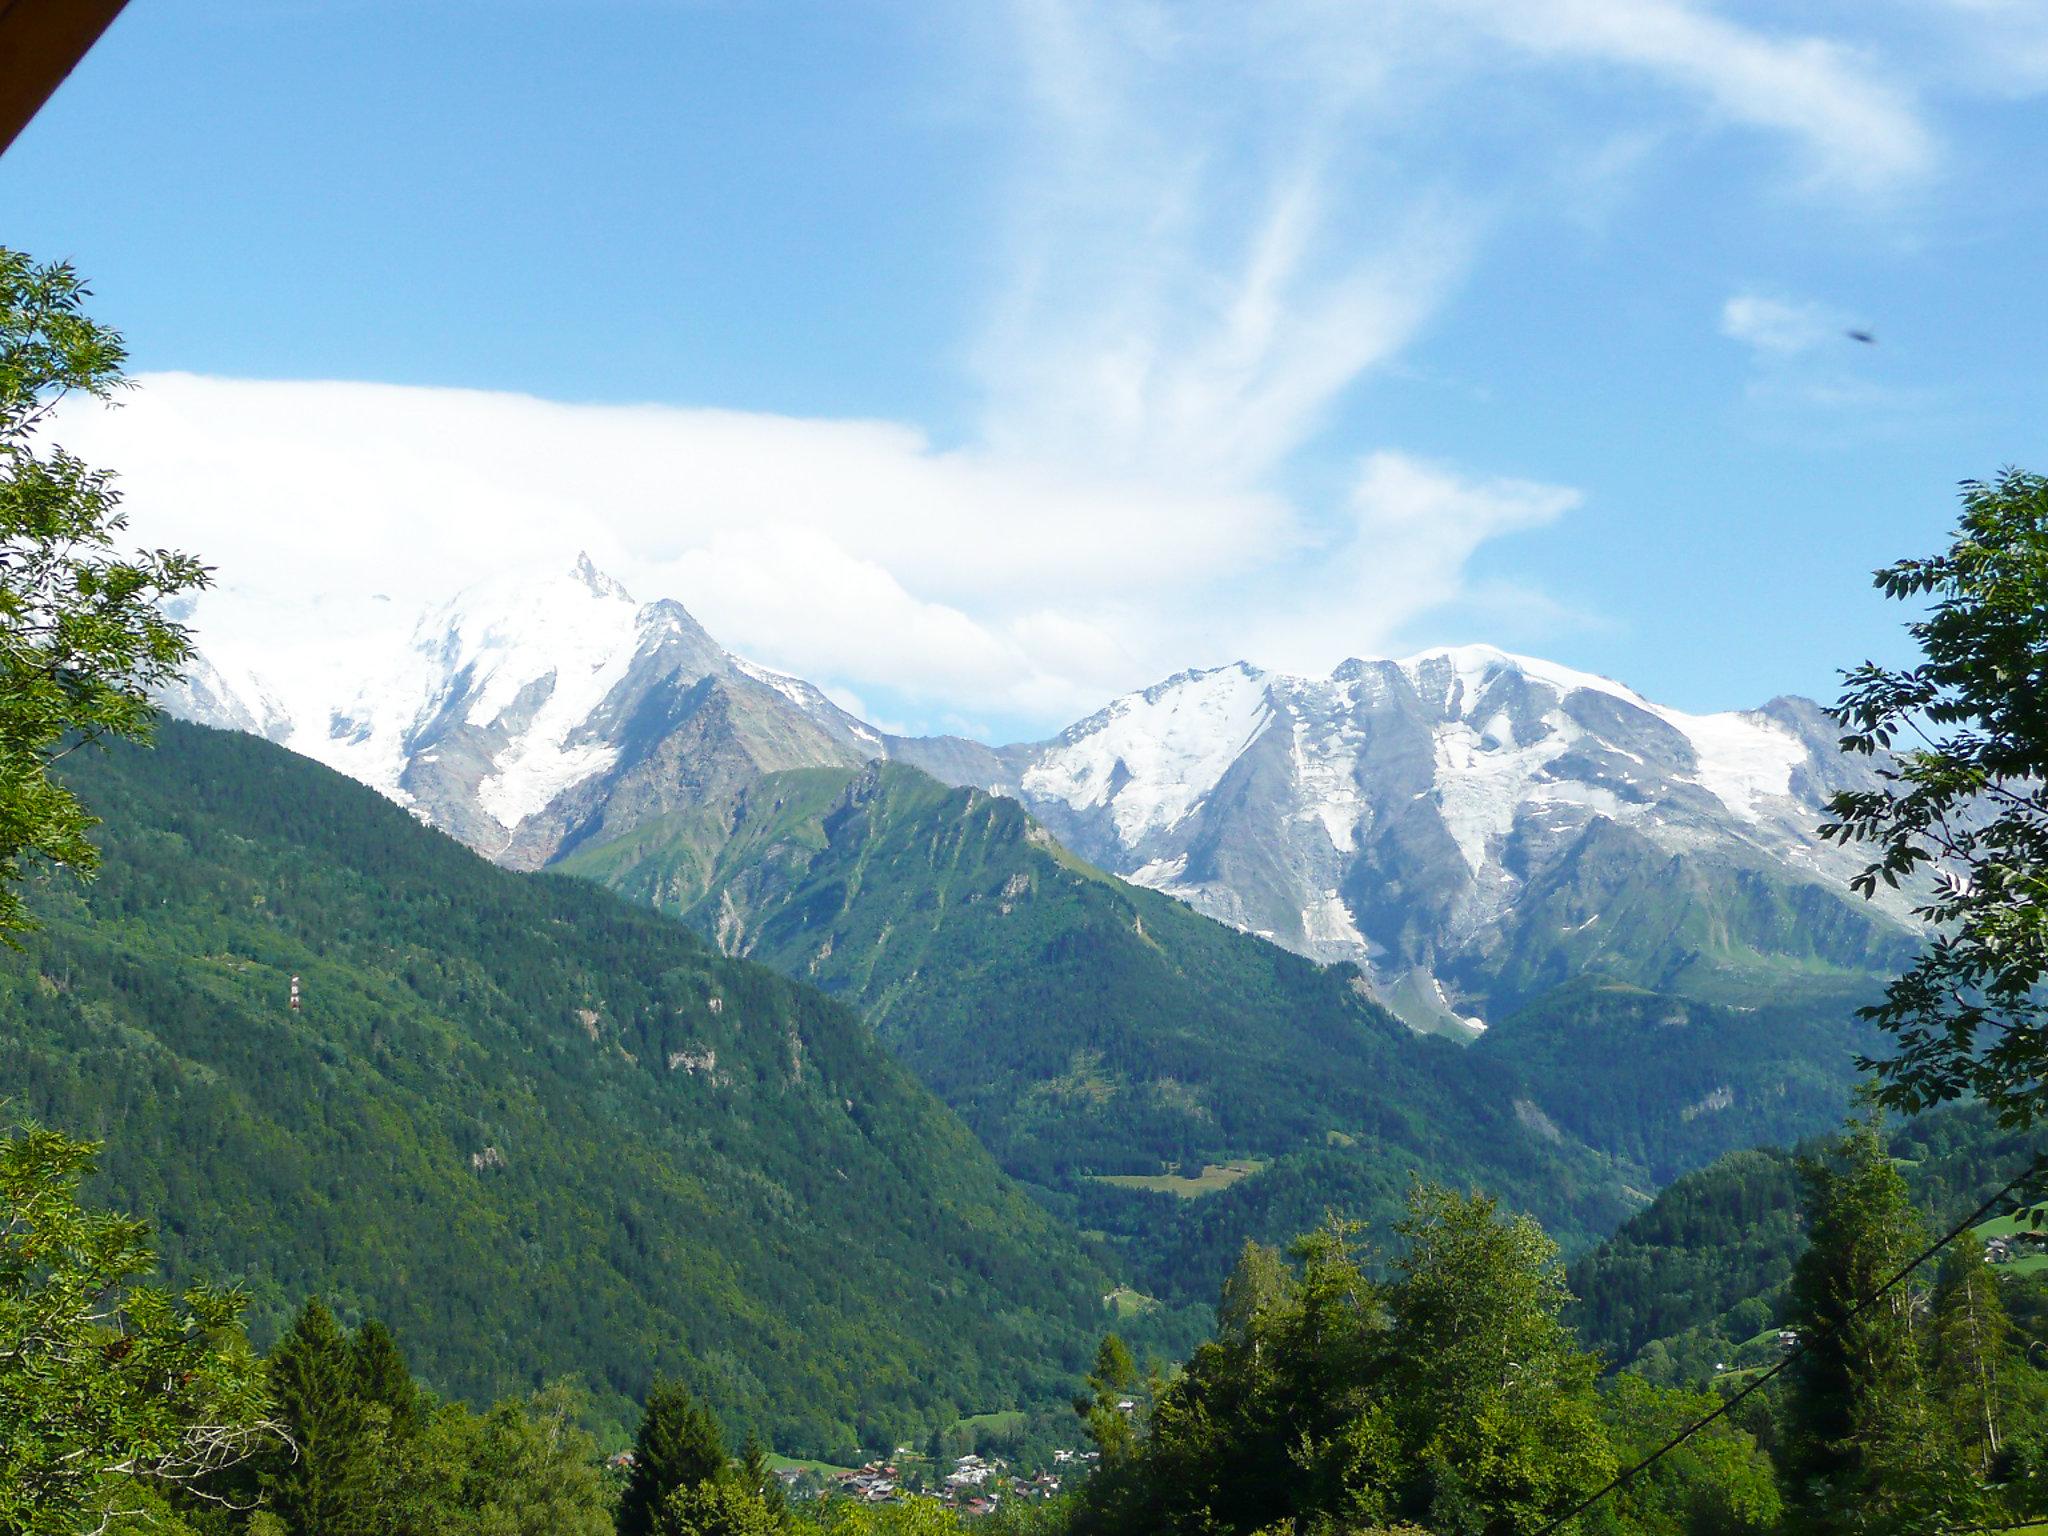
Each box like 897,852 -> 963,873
571,551 -> 633,603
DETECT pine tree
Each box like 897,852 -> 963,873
1782,1115 -> 1963,1533
738,1429 -> 785,1518
262,1298 -> 371,1536
617,1378 -> 730,1536
350,1318 -> 420,1436
1075,1335 -> 1140,1460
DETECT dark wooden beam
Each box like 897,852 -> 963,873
0,0 -> 130,157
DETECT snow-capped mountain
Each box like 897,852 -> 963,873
167,557 -> 1914,1035
169,554 -> 882,866
909,647 -> 1914,1034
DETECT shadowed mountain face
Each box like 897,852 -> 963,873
166,559 -> 1913,1039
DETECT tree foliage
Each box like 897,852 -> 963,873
232,1297 -> 614,1536
1780,1117 -> 1970,1533
6,721 -> 1113,1455
1824,469 -> 2048,1123
1068,1188 -> 1614,1536
0,247 -> 208,939
1585,1375 -> 1780,1536
0,1121 -> 276,1536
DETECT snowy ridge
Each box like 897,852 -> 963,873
279,554 -> 647,824
1403,645 -> 1808,832
163,552 -> 874,855
1020,663 -> 1274,846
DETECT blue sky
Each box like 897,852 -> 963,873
5,0 -> 2046,740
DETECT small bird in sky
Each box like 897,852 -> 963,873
1846,328 -> 1877,345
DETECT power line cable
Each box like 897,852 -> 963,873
1536,1151 -> 2048,1535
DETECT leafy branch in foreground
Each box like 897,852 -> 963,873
0,1120 -> 281,1535
0,246 -> 209,939
1823,469 -> 2048,1124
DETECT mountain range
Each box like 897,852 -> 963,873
165,554 -> 1916,1039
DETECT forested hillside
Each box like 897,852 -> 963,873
561,762 -> 1647,1302
1475,976 -> 1879,1182
0,723 -> 1132,1456
1570,1104 -> 2048,1382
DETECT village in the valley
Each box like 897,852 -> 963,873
602,1445 -> 1098,1518
799,1449 -> 1088,1515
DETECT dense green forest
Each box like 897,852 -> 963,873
0,722 -> 1152,1455
1474,976 -> 1879,1184
563,763 -> 1884,1304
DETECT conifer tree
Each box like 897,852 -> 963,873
262,1298 -> 371,1536
1782,1116 -> 1965,1533
1075,1335 -> 1140,1461
350,1318 -> 420,1437
738,1429 -> 786,1518
618,1378 -> 729,1536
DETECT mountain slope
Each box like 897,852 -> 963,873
1471,976 -> 1881,1184
557,760 -> 1644,1299
0,723 -> 1123,1456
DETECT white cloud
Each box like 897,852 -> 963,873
54,374 -> 1571,737
1720,292 -> 1851,356
1451,0 -> 1934,193
53,6 -> 1960,741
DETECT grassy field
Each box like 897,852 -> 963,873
768,1453 -> 860,1479
1085,1159 -> 1269,1199
1974,1205 -> 2048,1274
1102,1285 -> 1160,1319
